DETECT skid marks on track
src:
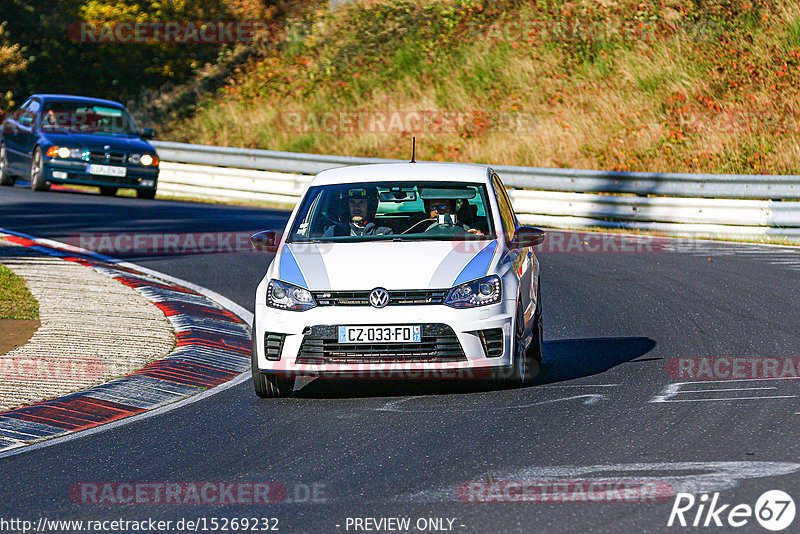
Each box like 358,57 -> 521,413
371,383 -> 617,413
667,239 -> 800,272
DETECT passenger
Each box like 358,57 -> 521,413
424,199 -> 484,235
324,187 -> 393,237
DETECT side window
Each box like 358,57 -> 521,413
297,189 -> 323,237
19,99 -> 40,126
27,99 -> 41,117
13,99 -> 32,121
492,174 -> 517,242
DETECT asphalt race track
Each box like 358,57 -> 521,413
2,185 -> 800,533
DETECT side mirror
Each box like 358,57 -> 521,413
18,115 -> 33,127
511,226 -> 545,248
250,230 -> 278,253
140,127 -> 155,139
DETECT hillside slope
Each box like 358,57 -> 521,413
163,0 -> 800,175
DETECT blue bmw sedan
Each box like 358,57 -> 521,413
0,94 -> 159,198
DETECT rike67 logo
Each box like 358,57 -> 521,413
668,490 -> 795,531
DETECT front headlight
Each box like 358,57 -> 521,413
129,153 -> 159,166
46,146 -> 82,159
267,279 -> 316,311
444,275 -> 502,308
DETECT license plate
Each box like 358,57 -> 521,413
338,325 -> 421,344
87,164 -> 126,177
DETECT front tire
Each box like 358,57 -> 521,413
0,144 -> 15,186
29,147 -> 49,191
253,371 -> 295,398
489,301 -> 533,388
510,301 -> 536,385
251,334 -> 294,398
527,280 -> 544,364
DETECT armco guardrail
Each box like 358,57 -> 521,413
152,141 -> 406,176
157,162 -> 311,205
151,141 -> 800,240
152,141 -> 800,199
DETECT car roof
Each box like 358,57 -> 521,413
309,162 -> 494,186
29,94 -> 125,109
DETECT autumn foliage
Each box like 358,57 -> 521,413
164,0 -> 800,175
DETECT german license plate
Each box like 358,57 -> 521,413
338,325 -> 421,344
87,164 -> 126,177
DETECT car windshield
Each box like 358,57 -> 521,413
39,102 -> 139,136
288,181 -> 496,242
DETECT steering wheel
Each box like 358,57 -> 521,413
422,223 -> 470,236
401,217 -> 435,235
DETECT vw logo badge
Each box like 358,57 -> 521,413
369,288 -> 389,308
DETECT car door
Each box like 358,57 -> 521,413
17,98 -> 41,174
492,172 -> 534,322
2,98 -> 31,172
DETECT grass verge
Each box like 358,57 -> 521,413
0,264 -> 39,320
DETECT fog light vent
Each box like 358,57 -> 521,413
478,329 -> 503,358
264,332 -> 286,361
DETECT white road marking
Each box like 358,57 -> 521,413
0,227 -> 254,461
538,383 -> 620,388
656,396 -> 796,402
667,237 -> 800,274
375,394 -> 607,413
651,379 -> 799,403
394,461 -> 800,503
679,387 -> 777,392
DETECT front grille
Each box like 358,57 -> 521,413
296,324 -> 466,364
88,151 -> 126,164
478,328 -> 503,358
312,289 -> 446,307
264,332 -> 286,361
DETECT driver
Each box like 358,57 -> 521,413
42,103 -> 70,127
44,109 -> 57,126
324,187 -> 393,237
43,107 -> 63,127
424,199 -> 484,235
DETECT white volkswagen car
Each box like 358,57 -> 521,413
250,162 -> 544,397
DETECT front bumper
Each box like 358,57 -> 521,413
43,159 -> 159,190
253,299 -> 516,378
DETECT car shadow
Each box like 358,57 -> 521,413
532,336 -> 657,385
293,336 -> 656,399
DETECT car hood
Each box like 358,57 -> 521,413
278,239 -> 498,291
40,131 -> 154,152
